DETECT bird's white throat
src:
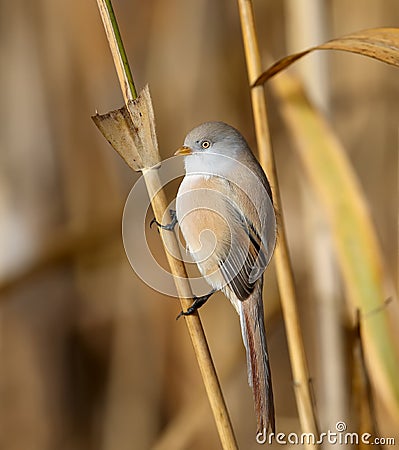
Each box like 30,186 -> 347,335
183,152 -> 237,179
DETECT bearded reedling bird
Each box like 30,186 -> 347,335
170,121 -> 277,433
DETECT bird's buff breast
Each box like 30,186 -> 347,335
176,175 -> 230,286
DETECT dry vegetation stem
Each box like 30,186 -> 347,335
95,0 -> 237,448
237,0 -> 319,444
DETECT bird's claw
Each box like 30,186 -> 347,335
176,307 -> 195,320
176,290 -> 216,320
150,209 -> 177,231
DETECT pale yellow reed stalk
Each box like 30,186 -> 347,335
94,1 -> 238,448
237,0 -> 319,445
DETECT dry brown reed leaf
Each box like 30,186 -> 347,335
92,85 -> 160,171
255,28 -> 399,86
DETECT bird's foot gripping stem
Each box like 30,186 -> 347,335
150,209 -> 177,231
176,290 -> 216,320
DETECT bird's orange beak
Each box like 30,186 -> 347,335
174,145 -> 193,156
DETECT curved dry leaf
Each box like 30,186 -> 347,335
254,28 -> 399,86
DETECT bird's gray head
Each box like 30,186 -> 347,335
175,121 -> 255,177
175,121 -> 249,158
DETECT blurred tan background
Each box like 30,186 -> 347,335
0,1 -> 398,449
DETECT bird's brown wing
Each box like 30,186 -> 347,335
176,173 -> 273,300
218,202 -> 268,301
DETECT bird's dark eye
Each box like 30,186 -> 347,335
201,140 -> 211,149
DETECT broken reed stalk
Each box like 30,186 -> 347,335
94,1 -> 237,448
237,0 -> 319,443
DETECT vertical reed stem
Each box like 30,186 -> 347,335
237,0 -> 319,444
95,1 -> 237,447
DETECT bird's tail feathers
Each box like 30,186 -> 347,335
239,281 -> 275,434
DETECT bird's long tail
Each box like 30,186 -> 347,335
239,280 -> 275,434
